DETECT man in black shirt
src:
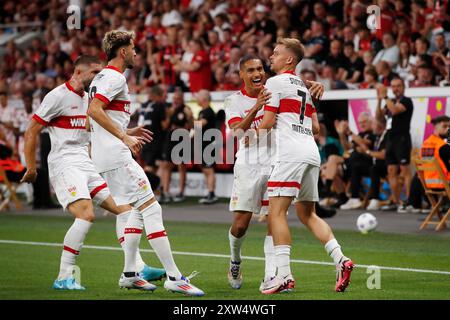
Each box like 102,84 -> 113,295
360,119 -> 388,210
138,85 -> 169,173
195,90 -> 217,204
376,77 -> 414,211
324,39 -> 348,81
159,88 -> 194,203
342,41 -> 365,84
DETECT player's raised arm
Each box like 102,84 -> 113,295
258,79 -> 279,131
227,89 -> 271,132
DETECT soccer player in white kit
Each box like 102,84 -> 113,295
224,56 -> 273,290
225,55 -> 326,292
258,38 -> 354,294
21,56 -> 165,290
87,30 -> 204,296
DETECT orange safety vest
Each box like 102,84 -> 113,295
420,134 -> 450,188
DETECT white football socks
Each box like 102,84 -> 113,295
274,245 -> 291,278
264,235 -> 276,281
58,218 -> 92,280
142,201 -> 182,280
122,210 -> 143,274
325,238 -> 347,265
228,228 -> 245,263
116,210 -> 146,272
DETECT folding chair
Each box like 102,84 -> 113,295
412,156 -> 450,231
0,166 -> 23,212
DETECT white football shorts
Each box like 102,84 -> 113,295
229,163 -> 270,215
100,159 -> 154,208
50,163 -> 110,210
267,161 -> 319,203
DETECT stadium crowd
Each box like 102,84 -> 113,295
0,0 -> 449,210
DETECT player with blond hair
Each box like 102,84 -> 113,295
258,38 -> 354,294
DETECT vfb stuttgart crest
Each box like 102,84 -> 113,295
68,185 -> 77,197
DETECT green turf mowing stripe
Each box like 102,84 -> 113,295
1,239 -> 450,276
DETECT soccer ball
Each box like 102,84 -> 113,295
357,213 -> 378,234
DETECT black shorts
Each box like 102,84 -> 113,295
142,142 -> 163,167
201,141 -> 216,168
161,131 -> 185,162
385,133 -> 412,165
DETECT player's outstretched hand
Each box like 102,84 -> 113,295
127,126 -> 154,143
20,169 -> 37,184
122,134 -> 144,156
306,80 -> 324,100
255,88 -> 271,110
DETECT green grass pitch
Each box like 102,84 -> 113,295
0,214 -> 449,300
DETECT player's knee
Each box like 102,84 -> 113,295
76,209 -> 95,222
233,221 -> 248,237
82,212 -> 95,222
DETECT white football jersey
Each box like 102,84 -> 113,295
88,65 -> 132,173
33,82 -> 90,174
224,88 -> 273,166
264,71 -> 320,166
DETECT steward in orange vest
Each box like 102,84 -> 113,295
420,116 -> 450,189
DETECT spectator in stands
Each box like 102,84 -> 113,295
431,33 -> 449,56
342,26 -> 360,52
396,41 -> 415,85
376,78 -> 414,212
195,90 -> 217,204
362,50 -> 375,67
241,4 -> 277,46
159,87 -> 193,204
208,30 -> 224,72
174,38 -> 212,92
439,62 -> 450,87
225,46 -> 241,79
359,65 -> 379,89
376,60 -> 399,86
411,37 -> 432,68
357,28 -> 373,56
303,19 -> 329,65
320,65 -> 348,90
127,52 -> 151,93
316,123 -> 343,165
339,112 -> 376,210
410,65 -> 436,87
254,4 -> 277,45
138,85 -> 169,174
373,33 -> 400,67
342,41 -> 365,84
325,39 -> 348,81
227,71 -> 242,90
158,26 -> 183,90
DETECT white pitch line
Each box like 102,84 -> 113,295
1,239 -> 450,276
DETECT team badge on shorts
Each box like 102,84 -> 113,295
230,196 -> 238,208
138,179 -> 148,191
68,186 -> 77,197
